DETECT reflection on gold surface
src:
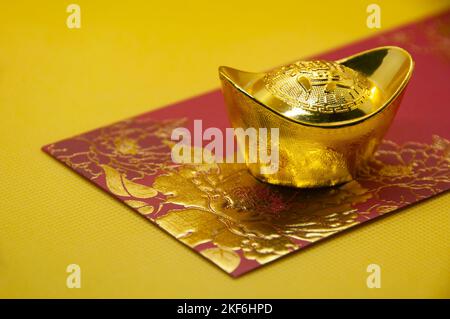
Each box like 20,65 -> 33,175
219,46 -> 414,187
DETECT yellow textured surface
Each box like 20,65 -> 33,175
0,0 -> 449,298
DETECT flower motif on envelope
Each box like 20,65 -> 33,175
357,135 -> 450,213
152,154 -> 371,265
46,117 -> 186,180
151,137 -> 449,270
45,113 -> 450,275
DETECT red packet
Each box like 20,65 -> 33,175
43,11 -> 450,277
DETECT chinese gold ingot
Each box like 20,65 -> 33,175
219,46 -> 414,188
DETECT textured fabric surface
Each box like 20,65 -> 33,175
1,0 -> 449,298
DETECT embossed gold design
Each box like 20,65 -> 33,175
124,200 -> 155,215
49,110 -> 449,273
153,150 -> 371,264
219,46 -> 414,187
102,165 -> 158,198
378,14 -> 450,62
264,60 -> 372,114
426,15 -> 450,61
150,137 -> 449,269
114,137 -> 139,155
357,135 -> 450,212
46,118 -> 186,180
200,248 -> 240,273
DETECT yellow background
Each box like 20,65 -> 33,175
1,0 -> 449,298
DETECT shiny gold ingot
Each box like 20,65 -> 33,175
219,46 -> 414,188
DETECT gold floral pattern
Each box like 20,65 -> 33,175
102,164 -> 158,198
151,137 -> 449,268
46,117 -> 186,180
153,161 -> 370,264
101,164 -> 159,215
356,135 -> 450,215
44,112 -> 450,274
378,12 -> 450,62
200,248 -> 241,273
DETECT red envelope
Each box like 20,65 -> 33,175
43,10 -> 450,277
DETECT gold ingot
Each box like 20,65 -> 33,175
219,46 -> 414,188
